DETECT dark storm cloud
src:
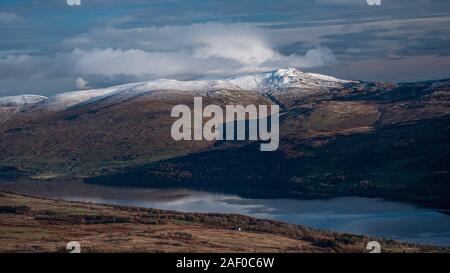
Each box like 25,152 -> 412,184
310,29 -> 389,59
397,38 -> 450,57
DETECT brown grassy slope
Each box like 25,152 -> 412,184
1,81 -> 449,181
0,89 -> 271,177
0,192 -> 447,253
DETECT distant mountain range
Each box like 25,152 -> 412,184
1,68 -> 449,208
0,68 -> 351,111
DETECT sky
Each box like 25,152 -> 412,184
1,0 -> 450,97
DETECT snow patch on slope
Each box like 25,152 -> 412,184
259,68 -> 350,91
35,82 -> 144,111
0,68 -> 353,112
0,95 -> 47,107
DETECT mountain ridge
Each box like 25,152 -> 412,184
0,68 -> 352,112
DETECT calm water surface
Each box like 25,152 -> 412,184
1,180 -> 450,246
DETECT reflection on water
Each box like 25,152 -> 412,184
1,180 -> 450,246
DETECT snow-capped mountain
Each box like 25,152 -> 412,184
0,69 -> 449,199
0,68 -> 352,112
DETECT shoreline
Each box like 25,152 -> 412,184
1,191 -> 449,253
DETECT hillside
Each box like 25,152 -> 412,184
0,191 -> 447,253
0,68 -> 449,207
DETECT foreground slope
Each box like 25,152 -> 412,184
0,192 -> 447,253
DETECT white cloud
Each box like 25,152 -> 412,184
78,23 -> 336,76
75,77 -> 89,89
0,23 -> 336,91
